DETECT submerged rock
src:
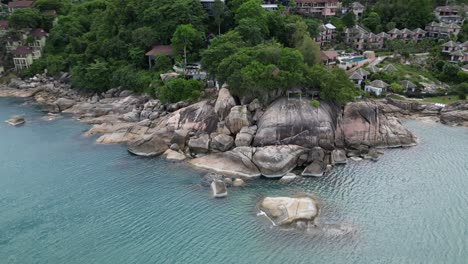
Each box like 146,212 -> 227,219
211,180 -> 227,198
302,161 -> 326,177
259,195 -> 319,225
232,178 -> 245,187
201,173 -> 225,187
5,115 -> 25,126
279,173 -> 298,183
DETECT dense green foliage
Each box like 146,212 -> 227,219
157,78 -> 203,103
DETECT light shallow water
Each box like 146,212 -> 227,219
0,97 -> 467,264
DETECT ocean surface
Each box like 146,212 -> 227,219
0,97 -> 467,264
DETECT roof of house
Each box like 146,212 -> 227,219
376,32 -> 390,38
12,46 -> 33,56
145,45 -> 173,56
383,64 -> 398,72
369,80 -> 389,88
435,6 -> 460,13
8,1 -> 34,8
0,20 -> 8,30
368,65 -> 380,73
400,80 -> 416,89
29,28 -> 48,38
351,2 -> 364,9
320,50 -> 338,61
413,28 -> 426,34
325,23 -> 336,30
355,68 -> 370,77
349,71 -> 364,80
450,50 -> 466,56
388,28 -> 401,34
442,40 -> 460,47
400,28 -> 413,34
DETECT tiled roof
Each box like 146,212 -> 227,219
368,65 -> 380,73
8,1 -> 34,8
355,68 -> 370,77
349,71 -> 364,80
12,46 -> 33,56
320,50 -> 338,61
29,28 -> 48,38
145,45 -> 173,56
369,80 -> 389,88
449,50 -> 466,56
400,80 -> 416,89
383,64 -> 398,72
442,40 -> 459,47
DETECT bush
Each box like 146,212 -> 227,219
458,94 -> 466,100
157,78 -> 202,103
309,100 -> 320,108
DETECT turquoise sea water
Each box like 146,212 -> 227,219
0,97 -> 467,264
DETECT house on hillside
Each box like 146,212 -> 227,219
6,35 -> 24,52
349,71 -> 364,87
412,28 -> 427,42
382,64 -> 398,72
400,80 -> 417,93
12,46 -> 34,70
434,5 -> 467,24
0,20 -> 9,37
294,0 -> 341,18
449,50 -> 468,63
320,50 -> 338,65
365,80 -> 389,96
8,1 -> 34,13
28,28 -> 48,51
350,2 -> 365,19
425,21 -> 461,37
145,45 -> 173,69
315,23 -> 336,47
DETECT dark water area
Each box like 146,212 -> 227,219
0,97 -> 467,263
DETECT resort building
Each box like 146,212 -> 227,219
434,5 -> 467,24
0,20 -> 9,37
425,21 -> 461,38
12,46 -> 34,70
315,23 -> 336,47
441,41 -> 468,63
365,80 -> 389,96
294,0 -> 341,18
320,50 -> 338,65
28,28 -> 48,51
8,0 -> 35,13
145,45 -> 173,69
349,2 -> 365,19
400,80 -> 417,93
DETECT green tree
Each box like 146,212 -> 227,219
389,82 -> 404,93
297,35 -> 321,65
236,18 -> 266,45
212,0 -> 227,35
342,12 -> 356,28
8,8 -> 42,29
362,12 -> 381,32
171,24 -> 204,67
157,78 -> 203,103
33,0 -> 65,12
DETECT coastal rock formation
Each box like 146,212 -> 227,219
163,149 -> 186,161
331,149 -> 347,165
214,88 -> 236,120
225,105 -> 252,134
188,133 -> 211,154
5,115 -> 25,126
54,98 -> 75,111
211,134 -> 234,152
127,135 -> 168,156
189,147 -> 261,177
252,145 -> 307,177
235,126 -> 256,147
211,180 -> 227,198
253,98 -> 339,149
440,101 -> 468,126
259,196 -> 319,225
335,101 -> 418,149
302,161 -> 326,177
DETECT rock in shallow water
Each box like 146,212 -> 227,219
211,180 -> 227,198
252,145 -> 307,177
5,115 -> 25,126
259,196 -> 319,225
302,161 -> 326,177
127,136 -> 168,157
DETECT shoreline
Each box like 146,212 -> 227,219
1,75 -> 467,181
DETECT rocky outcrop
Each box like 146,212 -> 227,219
189,147 -> 261,177
252,145 -> 307,177
225,105 -> 252,134
211,134 -> 234,152
163,149 -> 186,161
214,88 -> 236,120
5,115 -> 25,126
259,195 -> 319,226
335,101 -> 418,150
440,101 -> 468,126
188,133 -> 211,154
211,180 -> 227,198
127,135 -> 169,156
302,161 -> 326,177
254,98 -> 339,150
235,126 -> 256,147
54,98 -> 75,111
331,149 -> 347,165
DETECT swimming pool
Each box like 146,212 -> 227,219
341,56 -> 366,63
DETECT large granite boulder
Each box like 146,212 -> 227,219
189,147 -> 261,177
252,145 -> 307,177
171,129 -> 190,149
254,98 -> 339,150
211,134 -> 234,152
54,98 -> 75,111
127,135 -> 168,156
225,105 -> 252,134
335,101 -> 417,149
163,149 -> 186,161
440,101 -> 468,126
331,149 -> 347,165
302,161 -> 326,177
235,126 -> 257,147
259,195 -> 319,225
214,88 -> 236,120
188,133 -> 211,154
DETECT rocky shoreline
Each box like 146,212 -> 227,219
1,75 -> 467,180
2,74 -> 467,229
